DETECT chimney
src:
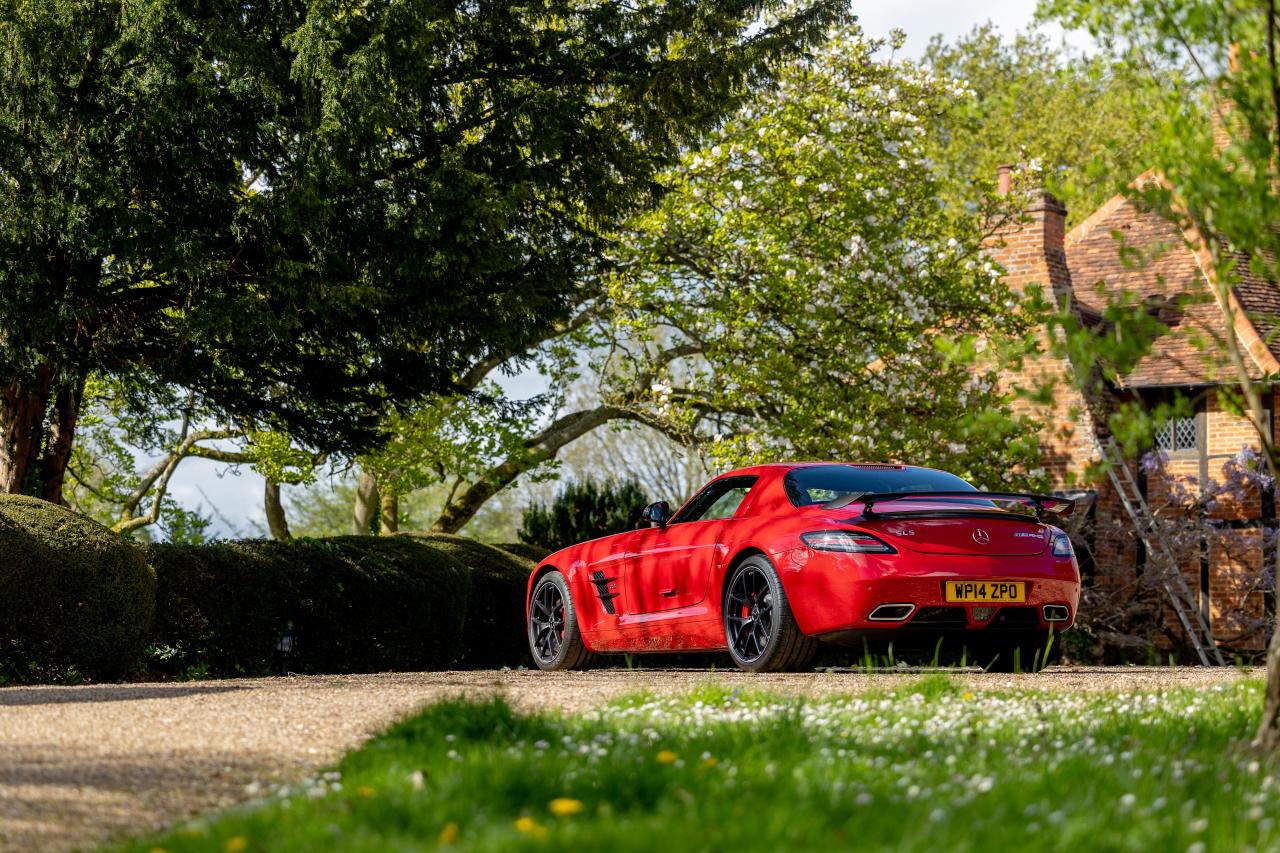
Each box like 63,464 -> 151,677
1212,43 -> 1243,151
996,164 -> 1013,195
984,166 -> 1072,306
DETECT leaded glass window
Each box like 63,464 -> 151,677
1155,416 -> 1198,453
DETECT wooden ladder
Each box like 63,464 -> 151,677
1102,438 -> 1225,666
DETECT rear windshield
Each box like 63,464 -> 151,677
784,465 -> 977,507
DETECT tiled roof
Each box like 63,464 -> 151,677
1064,195 -> 1271,386
1228,249 -> 1280,364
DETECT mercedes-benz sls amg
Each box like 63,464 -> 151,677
525,463 -> 1079,672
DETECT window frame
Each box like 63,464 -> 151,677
1153,400 -> 1206,460
670,475 -> 759,524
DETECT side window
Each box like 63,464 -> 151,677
701,486 -> 753,520
672,476 -> 758,523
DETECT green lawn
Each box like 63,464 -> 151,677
125,677 -> 1278,852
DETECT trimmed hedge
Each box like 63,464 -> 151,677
0,495 -> 154,683
0,504 -> 535,682
496,542 -> 551,563
146,537 -> 469,678
401,533 -> 533,669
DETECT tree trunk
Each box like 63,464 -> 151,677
1256,620 -> 1280,750
352,469 -> 379,535
264,479 -> 292,541
0,367 -> 53,495
1255,475 -> 1280,750
1255,6 -> 1280,749
433,459 -> 523,534
379,490 -> 399,534
40,375 -> 86,505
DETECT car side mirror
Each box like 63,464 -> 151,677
641,501 -> 671,528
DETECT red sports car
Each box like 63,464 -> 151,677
526,463 -> 1079,672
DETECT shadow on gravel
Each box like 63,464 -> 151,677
0,747 -> 284,853
0,683 -> 250,706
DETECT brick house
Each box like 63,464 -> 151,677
988,167 -> 1280,657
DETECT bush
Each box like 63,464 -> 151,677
145,541 -> 287,678
518,478 -> 648,552
147,537 -> 469,677
0,495 -> 154,683
401,533 -> 532,669
495,542 -> 551,563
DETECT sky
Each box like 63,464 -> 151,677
176,0 -> 1083,539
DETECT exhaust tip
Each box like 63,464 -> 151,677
1043,604 -> 1070,622
868,603 -> 916,622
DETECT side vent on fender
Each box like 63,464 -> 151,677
589,570 -> 618,615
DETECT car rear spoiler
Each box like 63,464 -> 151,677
822,491 -> 1076,520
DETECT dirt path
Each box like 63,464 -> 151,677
0,666 -> 1260,852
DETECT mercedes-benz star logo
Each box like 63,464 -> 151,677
972,528 -> 990,545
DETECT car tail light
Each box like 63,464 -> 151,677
1051,533 -> 1073,557
801,530 -> 896,554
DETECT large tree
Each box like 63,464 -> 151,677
0,0 -> 846,503
1040,0 -> 1280,746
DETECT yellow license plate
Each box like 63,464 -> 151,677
945,581 -> 1026,603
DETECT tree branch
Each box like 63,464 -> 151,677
113,427 -> 242,532
430,403 -> 647,533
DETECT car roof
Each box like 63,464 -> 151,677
717,461 -> 952,478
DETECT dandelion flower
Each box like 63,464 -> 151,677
656,750 -> 678,764
515,816 -> 548,838
224,838 -> 248,853
962,692 -> 975,701
357,786 -> 375,798
549,797 -> 584,816
438,822 -> 460,845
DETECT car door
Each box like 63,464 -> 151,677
624,476 -> 759,615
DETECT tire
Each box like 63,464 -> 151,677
528,571 -> 596,671
979,630 -> 1062,673
723,555 -> 818,673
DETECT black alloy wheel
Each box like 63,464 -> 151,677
723,555 -> 818,672
528,571 -> 595,671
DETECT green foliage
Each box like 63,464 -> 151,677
363,388 -> 559,500
146,537 -> 471,677
122,683 -> 1275,852
279,476 -> 366,539
518,479 -> 649,552
400,533 -> 533,669
606,27 -> 1047,489
64,377 -> 313,538
0,495 -> 154,683
923,23 -> 1166,223
282,474 -> 525,541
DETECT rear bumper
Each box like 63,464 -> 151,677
774,546 -> 1080,637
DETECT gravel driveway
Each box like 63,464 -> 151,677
0,666 -> 1260,852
